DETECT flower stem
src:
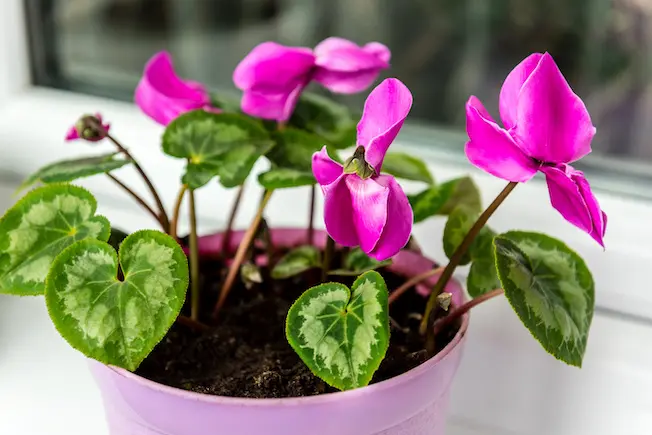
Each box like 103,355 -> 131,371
188,188 -> 200,321
418,181 -> 517,336
222,184 -> 246,254
388,266 -> 444,305
432,288 -> 504,338
213,189 -> 274,318
307,184 -> 316,245
176,314 -> 210,333
321,236 -> 335,282
106,173 -> 165,230
170,184 -> 188,239
105,132 -> 170,231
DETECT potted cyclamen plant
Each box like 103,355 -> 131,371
1,37 -> 604,435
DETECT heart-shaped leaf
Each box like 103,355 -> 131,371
18,153 -> 130,192
267,128 -> 325,171
289,92 -> 357,148
272,245 -> 321,279
0,184 -> 110,295
381,152 -> 434,184
258,168 -> 316,190
163,110 -> 273,189
45,230 -> 189,371
329,248 -> 392,276
494,231 -> 594,367
409,176 -> 482,223
286,270 -> 389,390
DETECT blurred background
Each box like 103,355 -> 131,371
25,0 -> 652,165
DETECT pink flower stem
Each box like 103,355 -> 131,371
321,236 -> 335,282
105,173 -> 165,230
169,184 -> 188,239
213,190 -> 274,319
419,181 -> 518,337
222,184 -> 246,255
188,188 -> 201,321
307,184 -> 316,246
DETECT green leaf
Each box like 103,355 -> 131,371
272,245 -> 321,279
409,176 -> 482,223
442,206 -> 476,265
330,248 -> 392,276
258,168 -> 315,190
0,184 -> 110,295
381,152 -> 434,184
493,231 -> 594,367
286,270 -> 390,390
267,128 -> 325,171
18,153 -> 130,192
162,110 -> 273,189
466,227 -> 500,297
289,92 -> 357,148
209,92 -> 243,113
45,230 -> 189,371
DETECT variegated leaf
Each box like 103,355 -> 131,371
271,245 -> 321,279
163,110 -> 273,189
286,270 -> 389,390
45,230 -> 189,371
18,153 -> 130,192
494,231 -> 594,367
0,184 -> 110,295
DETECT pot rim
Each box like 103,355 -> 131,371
104,227 -> 470,406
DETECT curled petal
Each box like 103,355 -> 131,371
135,51 -> 212,126
313,38 -> 390,94
540,164 -> 606,247
322,176 -> 358,247
312,147 -> 343,185
465,97 -> 538,182
233,42 -> 314,121
65,125 -> 79,141
499,53 -> 543,130
345,176 -> 389,254
368,175 -> 413,261
514,52 -> 596,164
356,78 -> 413,172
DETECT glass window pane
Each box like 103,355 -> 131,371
25,0 -> 652,164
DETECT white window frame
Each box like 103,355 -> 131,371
2,2 -> 652,434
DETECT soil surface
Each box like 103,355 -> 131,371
136,246 -> 461,398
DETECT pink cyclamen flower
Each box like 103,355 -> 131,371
233,38 -> 390,122
465,52 -> 607,246
65,113 -> 110,142
135,51 -> 213,126
312,78 -> 413,261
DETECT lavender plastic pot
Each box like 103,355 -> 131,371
89,228 -> 469,435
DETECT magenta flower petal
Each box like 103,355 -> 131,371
514,53 -> 596,164
65,113 -> 110,142
233,42 -> 315,122
65,125 -> 79,141
356,78 -> 413,172
499,53 -> 543,129
465,97 -> 538,182
540,164 -> 606,247
312,147 -> 343,185
135,51 -> 212,126
345,175 -> 389,253
368,175 -> 413,261
313,37 -> 390,94
322,175 -> 359,247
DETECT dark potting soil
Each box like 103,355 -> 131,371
136,248 -> 461,399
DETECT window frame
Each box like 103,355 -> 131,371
2,0 -> 652,325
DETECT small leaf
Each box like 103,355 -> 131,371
258,168 -> 315,190
272,245 -> 321,279
330,248 -> 392,276
289,92 -> 357,148
209,92 -> 243,113
466,226 -> 501,297
381,152 -> 434,184
286,270 -> 390,390
442,206 -> 476,265
409,176 -> 482,223
162,110 -> 273,189
18,153 -> 130,192
0,184 -> 110,295
45,230 -> 189,371
494,231 -> 595,367
268,128 -> 325,171
241,262 -> 263,289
